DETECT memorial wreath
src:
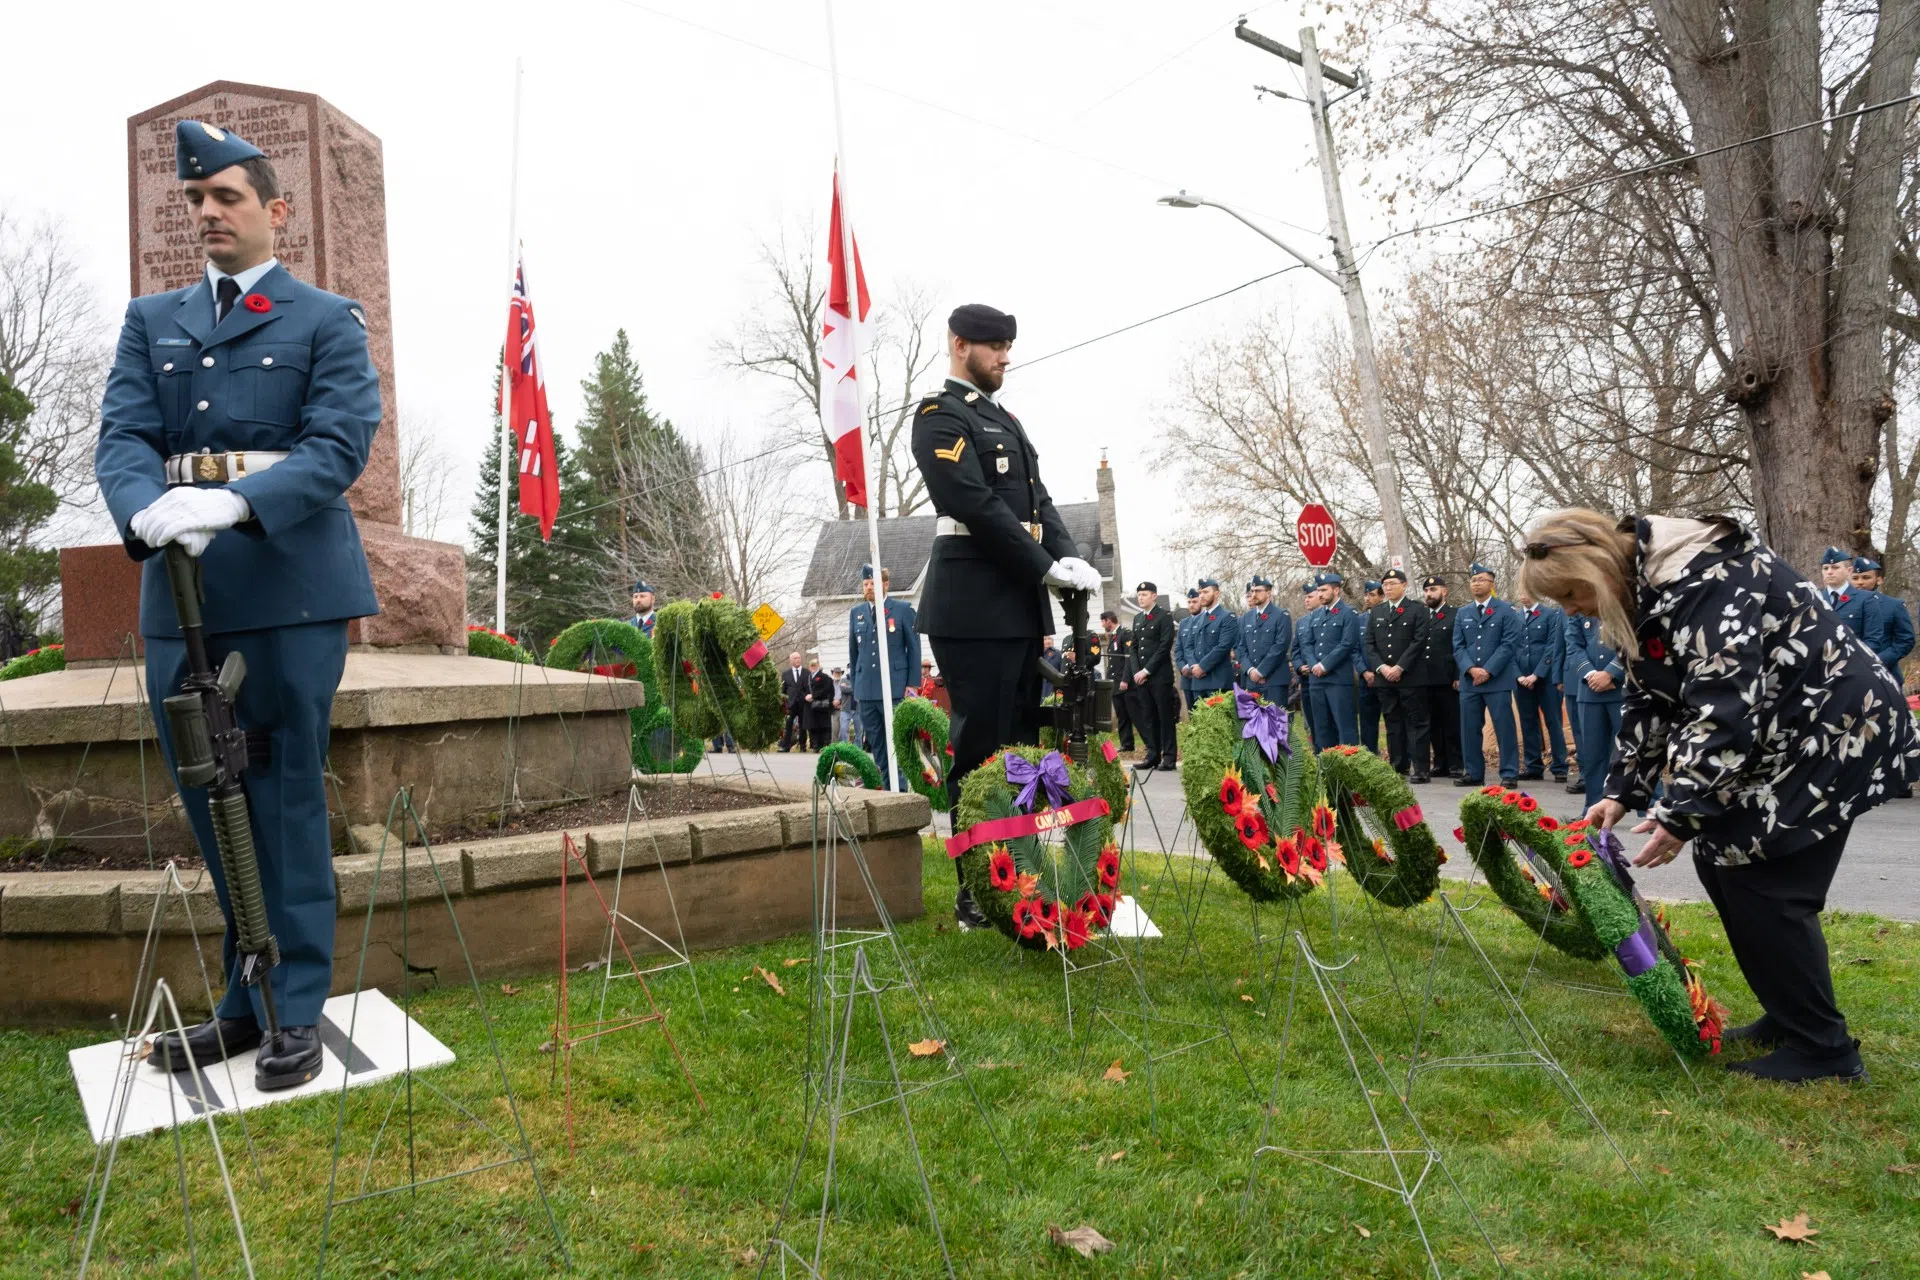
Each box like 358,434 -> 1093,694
1318,744 -> 1443,909
548,618 -> 701,775
1180,688 -> 1331,902
815,741 -> 885,792
1458,786 -> 1609,961
650,595 -> 784,750
892,697 -> 953,810
952,745 -> 1118,951
0,642 -> 65,681
465,624 -> 530,664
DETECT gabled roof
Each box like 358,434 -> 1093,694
801,503 -> 1113,599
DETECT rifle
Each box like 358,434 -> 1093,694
1036,587 -> 1114,768
159,542 -> 282,1046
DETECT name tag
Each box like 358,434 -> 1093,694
155,338 -> 192,346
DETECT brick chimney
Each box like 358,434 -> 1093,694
1097,452 -> 1123,597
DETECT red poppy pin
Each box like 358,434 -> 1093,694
1645,636 -> 1667,660
242,293 -> 271,313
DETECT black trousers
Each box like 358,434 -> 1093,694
1112,683 -> 1136,750
1356,679 -> 1381,755
1376,681 -> 1430,774
1423,684 -> 1462,773
1132,674 -> 1180,765
931,635 -> 1042,883
1694,823 -> 1854,1057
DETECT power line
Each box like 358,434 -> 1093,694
1356,90 -> 1920,255
1014,264 -> 1308,370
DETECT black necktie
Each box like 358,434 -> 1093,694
215,276 -> 241,323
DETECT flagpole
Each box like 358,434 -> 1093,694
495,57 -> 524,634
824,0 -> 898,788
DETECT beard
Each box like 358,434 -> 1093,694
964,347 -> 1005,393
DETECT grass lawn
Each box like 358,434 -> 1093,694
4,837 -> 1918,1278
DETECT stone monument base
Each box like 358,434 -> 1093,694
0,653 -> 645,860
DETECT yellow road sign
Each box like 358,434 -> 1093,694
752,603 -> 785,643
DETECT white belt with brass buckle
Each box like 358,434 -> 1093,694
164,450 -> 290,485
936,516 -> 1043,540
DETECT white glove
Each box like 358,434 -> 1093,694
131,488 -> 250,549
1043,561 -> 1077,589
176,529 -> 215,558
1055,556 -> 1101,592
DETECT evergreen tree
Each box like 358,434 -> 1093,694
572,330 -> 720,599
465,373 -> 607,653
0,375 -> 57,657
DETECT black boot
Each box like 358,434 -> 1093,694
1726,1039 -> 1866,1085
1723,1014 -> 1787,1050
255,1026 -> 324,1091
954,886 -> 990,931
149,1015 -> 261,1072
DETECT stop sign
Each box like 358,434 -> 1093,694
1297,505 -> 1337,567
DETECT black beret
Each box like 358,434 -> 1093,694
1422,575 -> 1447,588
949,303 -> 1016,343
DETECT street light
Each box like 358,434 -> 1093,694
1156,191 -> 1343,288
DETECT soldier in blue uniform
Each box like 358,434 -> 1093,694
1513,590 -> 1569,781
95,122 -> 381,1090
1175,586 -> 1203,707
628,579 -> 658,638
1451,562 -> 1523,787
1304,571 -> 1361,746
1850,557 -> 1915,671
1355,580 -> 1384,755
1817,546 -> 1873,636
1563,610 -> 1626,808
1237,575 -> 1291,706
849,564 -> 920,790
1181,577 -> 1240,704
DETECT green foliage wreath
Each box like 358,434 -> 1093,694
1178,690 -> 1326,903
691,595 -> 785,750
0,643 -> 65,681
1458,787 -> 1609,961
1317,745 -> 1443,909
892,697 -> 952,811
465,625 -> 530,664
956,745 -> 1119,951
548,618 -> 701,775
815,741 -> 884,792
650,602 -> 717,740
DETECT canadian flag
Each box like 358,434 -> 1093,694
821,168 -> 871,508
503,248 -> 559,540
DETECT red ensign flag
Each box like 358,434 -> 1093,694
821,169 -> 871,508
504,250 -> 559,539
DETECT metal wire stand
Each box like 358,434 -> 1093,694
589,780 -> 706,1031
1403,892 -> 1644,1188
1246,930 -> 1505,1280
315,788 -> 567,1274
552,830 -> 705,1152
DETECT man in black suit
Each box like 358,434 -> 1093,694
779,651 -> 808,751
1098,610 -> 1136,752
1365,569 -> 1434,781
1128,582 -> 1178,771
912,303 -> 1098,929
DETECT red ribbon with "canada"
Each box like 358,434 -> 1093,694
944,796 -> 1111,859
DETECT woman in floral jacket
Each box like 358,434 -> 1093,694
1517,510 -> 1918,1084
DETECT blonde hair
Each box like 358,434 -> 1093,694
1513,508 -> 1640,659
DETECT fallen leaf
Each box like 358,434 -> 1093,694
630,1242 -> 656,1256
1103,1059 -> 1131,1083
737,1245 -> 759,1266
1240,994 -> 1255,1003
500,983 -> 521,996
754,966 -> 786,997
1655,1165 -> 1673,1176
974,1060 -> 1022,1070
1802,1271 -> 1831,1280
1848,956 -> 1874,966
1047,1223 -> 1115,1258
60,1195 -> 82,1218
536,1040 -> 554,1054
933,922 -> 951,935
782,957 -> 809,968
1097,1149 -> 1126,1168
1764,1212 -> 1818,1243
908,1038 -> 947,1058
1353,1223 -> 1372,1239
1887,1163 -> 1918,1175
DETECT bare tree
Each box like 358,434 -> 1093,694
396,406 -> 456,542
699,429 -> 821,606
0,210 -> 109,511
716,225 -> 940,518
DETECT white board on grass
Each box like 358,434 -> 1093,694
1106,895 -> 1162,939
69,989 -> 454,1145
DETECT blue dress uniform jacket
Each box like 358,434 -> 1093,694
96,264 -> 380,636
1514,602 -> 1569,777
1563,613 -> 1626,805
849,597 -> 921,703
1187,604 -> 1241,694
95,262 -> 379,1031
1824,587 -> 1872,641
1518,603 -> 1565,682
1303,602 -> 1361,746
1453,596 -> 1523,783
1865,592 -> 1915,668
1238,604 -> 1292,699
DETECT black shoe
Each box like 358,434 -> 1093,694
255,1026 -> 324,1091
149,1015 -> 261,1072
1133,758 -> 1159,773
1453,776 -> 1478,787
954,887 -> 990,931
1499,776 -> 1519,787
1551,772 -> 1568,783
1723,1015 -> 1787,1049
1563,780 -> 1585,794
1726,1039 -> 1867,1085
1410,773 -> 1430,784
1518,770 -> 1544,781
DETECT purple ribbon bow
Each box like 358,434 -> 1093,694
1006,751 -> 1071,812
1591,829 -> 1659,977
1234,684 -> 1290,763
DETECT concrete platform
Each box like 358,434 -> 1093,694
0,653 -> 647,860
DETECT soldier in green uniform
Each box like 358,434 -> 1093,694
911,303 -> 1099,929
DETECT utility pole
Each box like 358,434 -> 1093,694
1235,21 -> 1409,570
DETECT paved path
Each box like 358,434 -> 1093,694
735,745 -> 1920,922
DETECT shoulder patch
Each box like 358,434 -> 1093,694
348,306 -> 367,328
920,402 -> 939,414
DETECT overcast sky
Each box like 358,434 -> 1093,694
7,0 -> 1422,609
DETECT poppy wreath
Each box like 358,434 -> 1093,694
465,624 -> 531,664
1038,717 -> 1131,830
650,601 -> 719,740
892,696 -> 953,811
1318,744 -> 1443,909
1557,827 -> 1729,1059
547,618 -> 702,774
815,741 -> 885,792
1457,788 -> 1609,961
1179,687 -> 1329,903
954,745 -> 1117,951
689,595 -> 785,750
0,643 -> 66,681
